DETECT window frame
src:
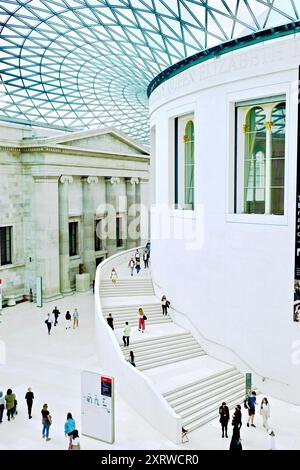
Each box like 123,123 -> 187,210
226,86 -> 289,226
69,220 -> 79,257
116,215 -> 124,248
0,225 -> 13,266
94,218 -> 103,252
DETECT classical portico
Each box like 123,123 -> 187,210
0,124 -> 150,304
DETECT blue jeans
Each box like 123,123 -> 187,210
42,423 -> 50,438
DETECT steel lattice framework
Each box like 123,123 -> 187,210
0,0 -> 299,143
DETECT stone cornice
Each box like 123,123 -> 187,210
19,144 -> 150,161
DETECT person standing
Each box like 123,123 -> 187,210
138,307 -> 146,332
128,258 -> 135,276
246,391 -> 257,428
41,404 -> 52,441
232,404 -> 242,439
64,412 -> 76,448
73,308 -> 79,329
25,387 -> 34,419
0,391 -> 4,423
219,402 -> 230,438
52,306 -> 60,326
5,389 -> 16,421
65,310 -> 72,329
123,322 -> 131,347
127,351 -> 136,367
110,268 -> 118,286
260,397 -> 270,429
161,295 -> 170,315
107,314 -> 114,330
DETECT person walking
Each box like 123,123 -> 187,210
5,389 -> 16,421
110,268 -> 118,287
143,250 -> 148,269
128,258 -> 135,276
127,351 -> 136,367
107,314 -> 114,330
138,307 -> 146,332
52,306 -> 60,326
65,310 -> 72,329
161,295 -> 170,315
260,397 -> 270,429
246,391 -> 257,428
45,313 -> 53,335
135,249 -> 140,264
219,402 -> 230,438
0,391 -> 5,423
41,404 -> 52,441
123,322 -> 131,347
25,387 -> 34,419
73,308 -> 79,329
64,412 -> 76,448
135,259 -> 141,274
69,429 -> 81,450
232,404 -> 242,439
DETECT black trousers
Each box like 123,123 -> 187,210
123,336 -> 129,347
221,422 -> 228,436
54,315 -> 58,326
47,322 -> 52,334
27,400 -> 33,417
162,305 -> 168,315
7,408 -> 14,421
0,404 -> 4,422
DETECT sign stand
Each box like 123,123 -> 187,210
81,371 -> 115,444
36,277 -> 43,308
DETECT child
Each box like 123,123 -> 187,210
69,429 -> 80,450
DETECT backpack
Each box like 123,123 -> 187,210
243,398 -> 249,409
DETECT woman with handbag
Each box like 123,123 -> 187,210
138,308 -> 147,332
41,403 -> 52,441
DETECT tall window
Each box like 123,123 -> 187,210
235,98 -> 286,215
0,226 -> 12,266
95,219 -> 103,252
116,216 -> 123,248
184,121 -> 195,210
174,114 -> 195,210
69,221 -> 78,256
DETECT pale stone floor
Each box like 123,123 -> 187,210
0,291 -> 300,450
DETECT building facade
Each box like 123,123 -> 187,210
149,33 -> 300,404
0,123 -> 150,303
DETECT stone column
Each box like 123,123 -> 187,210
59,175 -> 73,296
82,176 -> 98,281
105,177 -> 120,256
139,178 -> 150,246
126,177 -> 139,249
34,176 -> 61,301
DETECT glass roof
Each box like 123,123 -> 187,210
0,0 -> 299,144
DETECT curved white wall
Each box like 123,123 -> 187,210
149,34 -> 300,403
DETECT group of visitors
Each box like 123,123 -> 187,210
110,248 -> 150,284
0,385 -> 80,449
45,306 -> 79,334
219,391 -> 275,451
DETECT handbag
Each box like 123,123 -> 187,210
143,315 -> 147,320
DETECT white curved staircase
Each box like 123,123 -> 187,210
96,247 -> 245,441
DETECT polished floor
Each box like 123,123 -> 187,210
0,288 -> 300,450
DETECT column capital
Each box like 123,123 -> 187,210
126,177 -> 139,185
264,121 -> 273,131
106,177 -> 121,185
60,175 -> 73,184
82,176 -> 98,184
